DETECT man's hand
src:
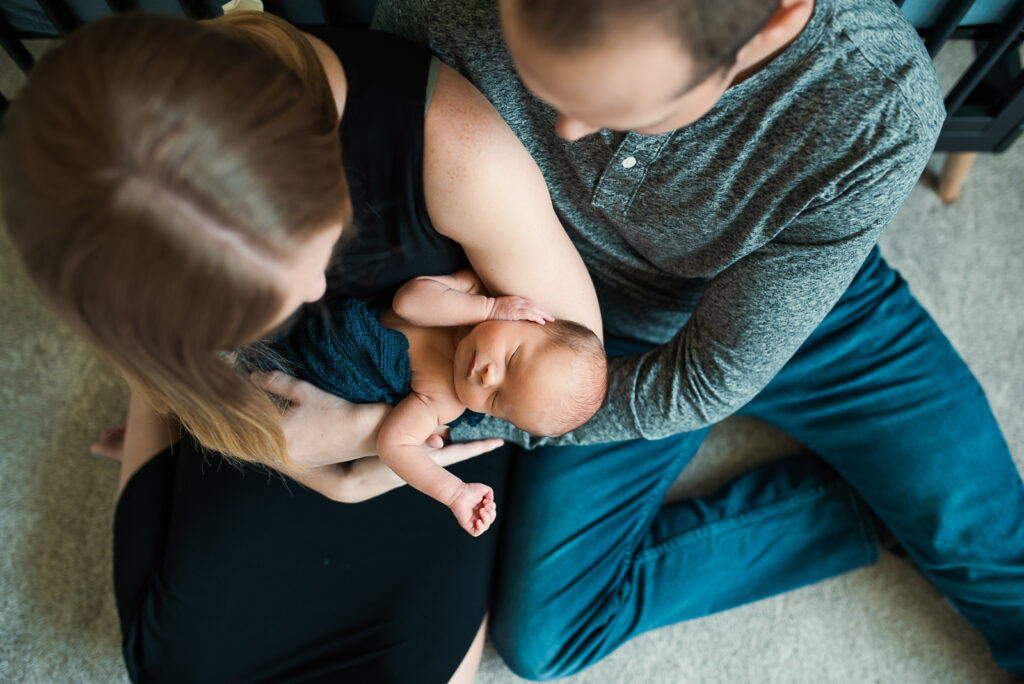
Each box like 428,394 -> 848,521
487,295 -> 555,325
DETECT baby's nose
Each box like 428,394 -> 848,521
479,361 -> 503,388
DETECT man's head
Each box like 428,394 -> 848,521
453,319 -> 607,436
500,0 -> 813,138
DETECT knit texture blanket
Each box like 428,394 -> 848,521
260,297 -> 483,427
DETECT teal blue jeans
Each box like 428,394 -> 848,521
491,247 -> 1024,678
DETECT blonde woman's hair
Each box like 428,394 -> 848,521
0,11 -> 350,470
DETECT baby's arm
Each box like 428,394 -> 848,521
377,392 -> 496,536
392,269 -> 553,327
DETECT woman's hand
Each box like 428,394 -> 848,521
250,370 -> 387,468
290,439 -> 504,504
250,371 -> 504,503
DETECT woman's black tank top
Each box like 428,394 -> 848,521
299,25 -> 469,302
113,29 -> 505,684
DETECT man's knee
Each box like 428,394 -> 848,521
490,602 -> 582,681
490,620 -> 558,681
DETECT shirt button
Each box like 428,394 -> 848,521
621,156 -> 637,169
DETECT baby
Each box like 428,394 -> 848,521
259,269 -> 607,536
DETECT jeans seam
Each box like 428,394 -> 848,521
627,445 -> 705,564
611,442 -> 701,619
842,485 -> 880,565
633,480 -> 853,563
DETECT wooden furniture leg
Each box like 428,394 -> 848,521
937,152 -> 977,204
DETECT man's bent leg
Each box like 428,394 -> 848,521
743,248 -> 1024,675
491,433 -> 878,680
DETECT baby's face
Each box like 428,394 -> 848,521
453,320 -> 575,435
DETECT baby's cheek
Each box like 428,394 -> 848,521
455,381 -> 487,413
468,395 -> 491,414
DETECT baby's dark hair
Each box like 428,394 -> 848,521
539,319 -> 608,436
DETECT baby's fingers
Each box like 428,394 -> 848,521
524,309 -> 552,325
480,503 -> 497,525
531,306 -> 556,323
515,299 -> 554,325
473,514 -> 493,536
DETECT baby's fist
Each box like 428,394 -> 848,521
449,482 -> 497,537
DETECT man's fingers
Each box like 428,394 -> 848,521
250,370 -> 301,403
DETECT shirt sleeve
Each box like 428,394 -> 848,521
452,106 -> 942,449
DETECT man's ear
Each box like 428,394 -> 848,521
735,0 -> 815,65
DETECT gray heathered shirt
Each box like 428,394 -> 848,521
373,0 -> 946,448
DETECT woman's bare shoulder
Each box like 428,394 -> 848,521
422,63 -> 539,241
301,30 -> 347,124
116,388 -> 182,500
424,62 -> 516,160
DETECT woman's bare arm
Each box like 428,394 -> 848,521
288,439 -> 504,504
117,385 -> 181,499
114,372 -> 502,503
423,64 -> 603,340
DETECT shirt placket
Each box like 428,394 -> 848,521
590,131 -> 674,218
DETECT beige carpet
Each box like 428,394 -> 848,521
1,39 -> 1020,683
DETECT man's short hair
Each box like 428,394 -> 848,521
513,0 -> 781,82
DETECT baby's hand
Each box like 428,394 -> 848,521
488,296 -> 555,325
448,482 -> 497,536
